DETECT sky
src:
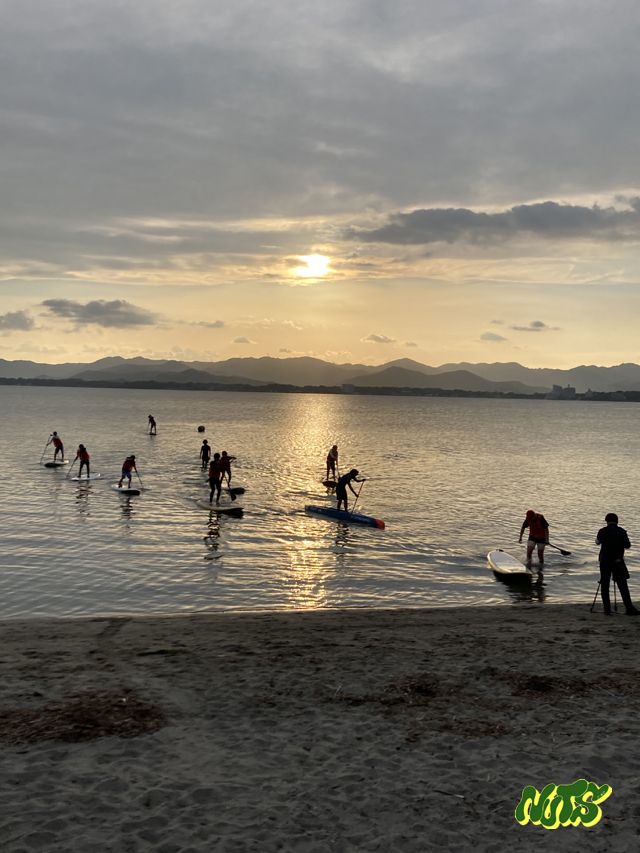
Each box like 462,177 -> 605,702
1,0 -> 640,368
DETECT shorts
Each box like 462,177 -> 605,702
528,538 -> 546,550
122,469 -> 132,478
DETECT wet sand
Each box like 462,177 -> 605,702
0,604 -> 639,851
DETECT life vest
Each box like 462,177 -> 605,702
208,461 -> 222,479
528,514 -> 547,540
53,436 -> 63,448
327,449 -> 337,463
220,456 -> 231,471
78,448 -> 90,462
123,458 -> 135,472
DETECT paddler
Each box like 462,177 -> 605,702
336,468 -> 366,512
74,444 -> 90,478
208,453 -> 223,504
46,431 -> 64,461
326,445 -> 339,481
519,510 -> 550,567
220,450 -> 236,484
148,415 -> 157,435
200,439 -> 211,469
118,455 -> 138,488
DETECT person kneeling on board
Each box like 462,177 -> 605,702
336,469 -> 365,512
326,445 -> 338,481
75,444 -> 90,477
596,513 -> 639,616
208,453 -> 223,504
519,510 -> 549,567
118,455 -> 138,489
47,431 -> 64,461
200,439 -> 211,469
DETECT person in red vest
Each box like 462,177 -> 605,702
148,415 -> 157,435
519,510 -> 550,566
118,455 -> 138,488
74,444 -> 90,478
208,453 -> 223,504
326,445 -> 338,480
220,451 -> 236,484
47,431 -> 64,461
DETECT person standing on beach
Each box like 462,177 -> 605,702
336,468 -> 365,512
148,415 -> 157,435
74,444 -> 90,477
596,513 -> 639,616
200,439 -> 211,469
208,453 -> 223,504
118,455 -> 138,488
220,451 -> 236,484
46,431 -> 64,461
519,510 -> 550,566
326,445 -> 339,481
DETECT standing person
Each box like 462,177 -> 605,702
336,468 -> 365,512
46,431 -> 64,461
148,415 -> 157,435
200,439 -> 211,469
519,510 -> 550,567
74,444 -> 90,478
326,445 -> 339,481
118,455 -> 138,488
208,453 -> 223,505
596,513 -> 639,616
220,451 -> 236,485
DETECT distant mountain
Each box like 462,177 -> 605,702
347,366 -> 548,394
192,356 -> 375,386
431,361 -> 640,393
71,364 -> 267,386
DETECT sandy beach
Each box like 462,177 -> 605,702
1,604 -> 639,851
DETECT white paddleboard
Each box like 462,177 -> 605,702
196,500 -> 243,514
487,550 -> 532,581
71,474 -> 102,481
111,483 -> 141,495
43,460 -> 70,468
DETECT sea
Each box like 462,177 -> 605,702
1,385 -> 638,619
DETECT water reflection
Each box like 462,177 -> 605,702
203,516 -> 222,560
74,484 -> 93,518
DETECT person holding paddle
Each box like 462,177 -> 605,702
596,513 -> 639,616
326,445 -> 339,481
220,451 -> 236,484
336,468 -> 365,512
74,444 -> 90,478
46,431 -> 65,462
148,415 -> 157,435
118,455 -> 138,489
208,453 -> 223,504
519,510 -> 550,567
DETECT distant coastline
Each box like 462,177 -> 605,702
1,376 -> 638,402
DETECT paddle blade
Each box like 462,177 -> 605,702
560,549 -> 572,556
229,490 -> 237,502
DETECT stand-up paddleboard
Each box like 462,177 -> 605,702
43,460 -> 70,468
71,474 -> 102,481
222,486 -> 245,495
196,500 -> 243,516
322,479 -> 337,488
305,505 -> 385,529
111,483 -> 141,495
487,550 -> 532,583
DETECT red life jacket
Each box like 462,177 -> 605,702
78,448 -> 90,462
528,514 -> 547,539
209,461 -> 222,479
123,458 -> 135,472
53,437 -> 63,448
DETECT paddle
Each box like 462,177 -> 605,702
135,470 -> 145,490
39,436 -> 51,464
548,543 -> 572,556
351,479 -> 365,513
66,458 -> 78,479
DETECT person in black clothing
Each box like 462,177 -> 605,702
596,512 -> 639,616
200,439 -> 211,469
336,468 -> 365,512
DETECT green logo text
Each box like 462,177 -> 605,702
515,779 -> 612,829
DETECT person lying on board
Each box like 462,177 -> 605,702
208,453 -> 223,504
596,513 -> 639,616
519,510 -> 550,567
220,451 -> 236,484
336,468 -> 365,512
75,444 -> 90,477
148,415 -> 157,435
118,455 -> 138,488
47,431 -> 64,461
326,445 -> 338,481
200,439 -> 211,468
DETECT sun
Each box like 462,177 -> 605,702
293,254 -> 330,278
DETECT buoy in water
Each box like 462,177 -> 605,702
198,425 -> 206,432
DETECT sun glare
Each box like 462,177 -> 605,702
294,254 -> 329,278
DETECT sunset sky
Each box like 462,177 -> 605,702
1,0 -> 640,368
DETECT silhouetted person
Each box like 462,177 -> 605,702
596,512 -> 639,616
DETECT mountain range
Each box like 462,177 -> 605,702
3,354 -> 640,393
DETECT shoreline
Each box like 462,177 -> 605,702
1,604 -> 639,851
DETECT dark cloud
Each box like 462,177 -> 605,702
0,310 -> 35,331
481,332 -> 507,342
345,200 -> 640,246
510,320 -> 553,332
361,333 -> 397,344
42,299 -> 157,328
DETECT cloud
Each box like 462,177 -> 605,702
481,332 -> 508,342
195,320 -> 225,328
42,299 -> 157,328
345,200 -> 640,246
0,310 -> 35,332
490,319 -> 504,325
361,333 -> 397,344
232,336 -> 255,344
16,343 -> 67,354
279,347 -> 292,353
403,341 -> 418,347
510,320 -> 553,332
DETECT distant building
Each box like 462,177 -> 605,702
341,384 -> 355,394
546,384 -> 576,400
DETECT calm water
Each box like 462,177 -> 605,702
0,386 -> 638,618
